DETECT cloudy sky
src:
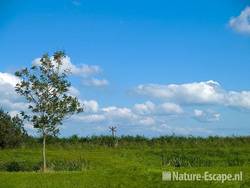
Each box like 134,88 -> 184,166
0,0 -> 250,137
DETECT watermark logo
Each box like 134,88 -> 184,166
162,171 -> 243,183
162,171 -> 172,181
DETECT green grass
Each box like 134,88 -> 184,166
0,137 -> 250,187
0,167 -> 249,188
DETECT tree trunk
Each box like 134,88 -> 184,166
42,134 -> 47,172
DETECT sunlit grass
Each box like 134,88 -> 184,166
0,136 -> 249,187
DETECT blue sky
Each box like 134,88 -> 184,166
0,0 -> 250,137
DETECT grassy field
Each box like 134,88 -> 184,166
0,136 -> 249,187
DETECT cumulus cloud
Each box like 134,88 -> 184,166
70,64 -> 100,77
133,101 -> 183,115
133,101 -> 155,115
1,69 -> 244,136
73,100 -> 184,128
0,72 -> 86,118
229,6 -> 250,34
1,69 -> 215,137
0,72 -> 20,86
0,71 -> 105,127
83,78 -> 109,87
193,109 -> 220,123
33,56 -> 101,76
0,71 -> 162,131
74,105 -> 156,126
134,80 -> 250,110
82,100 -> 99,113
100,105 -> 158,126
33,56 -> 108,87
74,114 -> 106,123
102,106 -> 137,121
0,73 -> 28,117
226,91 -> 250,109
159,103 -> 183,114
138,117 -> 156,126
135,80 -> 223,104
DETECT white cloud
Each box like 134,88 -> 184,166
33,56 -> 108,87
133,101 -> 183,115
0,69 -> 245,136
71,64 -> 101,77
193,109 -> 220,123
138,117 -> 155,126
229,6 -> 250,34
33,56 -> 101,76
134,80 -> 250,110
133,101 -> 155,115
73,106 -> 136,124
102,106 -> 137,120
0,72 -> 27,113
0,71 -> 165,133
0,99 -> 27,112
226,91 -> 250,109
73,114 -> 106,123
100,105 -> 162,126
0,72 -> 20,87
135,80 -> 223,104
83,78 -> 109,87
158,102 -> 183,114
83,100 -> 99,113
73,100 -> 184,128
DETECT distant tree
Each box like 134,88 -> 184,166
0,109 -> 27,148
15,51 -> 83,172
109,126 -> 117,137
109,126 -> 118,147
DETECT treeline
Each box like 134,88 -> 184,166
1,109 -> 250,149
0,109 -> 27,148
22,134 -> 250,149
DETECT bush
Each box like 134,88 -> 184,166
0,158 -> 89,172
6,161 -> 24,172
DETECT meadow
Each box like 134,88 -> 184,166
0,136 -> 249,188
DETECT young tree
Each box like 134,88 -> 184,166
15,51 -> 83,171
